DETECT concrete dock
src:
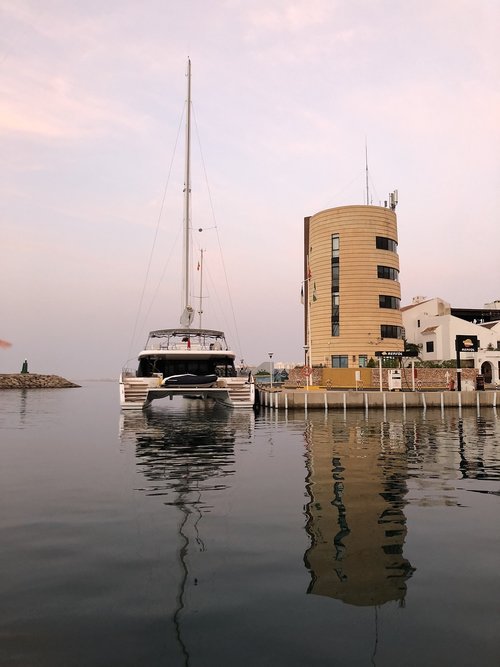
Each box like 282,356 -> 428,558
257,386 -> 498,413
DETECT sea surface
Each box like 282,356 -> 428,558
1,382 -> 499,666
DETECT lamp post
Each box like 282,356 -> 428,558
268,352 -> 274,388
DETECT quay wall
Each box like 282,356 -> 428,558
257,387 -> 498,411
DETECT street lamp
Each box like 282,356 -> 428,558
303,345 -> 309,388
268,352 -> 274,388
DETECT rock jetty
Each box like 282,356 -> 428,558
0,374 -> 81,389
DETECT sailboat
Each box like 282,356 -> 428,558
120,60 -> 255,410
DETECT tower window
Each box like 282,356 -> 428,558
379,295 -> 401,309
376,236 -> 398,252
331,234 -> 340,337
381,325 -> 405,339
377,265 -> 399,281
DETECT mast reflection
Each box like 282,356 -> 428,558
304,415 -> 415,606
119,401 -> 255,666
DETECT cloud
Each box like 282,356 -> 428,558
245,0 -> 331,33
0,59 -> 150,140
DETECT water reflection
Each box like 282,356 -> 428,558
403,411 -> 500,497
302,409 -> 500,607
303,414 -> 415,607
120,402 -> 251,499
19,388 -> 27,425
119,401 -> 255,666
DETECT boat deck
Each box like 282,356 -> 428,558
120,375 -> 255,410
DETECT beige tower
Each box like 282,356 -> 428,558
304,204 -> 403,368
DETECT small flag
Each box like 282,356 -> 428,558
0,339 -> 12,349
300,284 -> 304,305
313,282 -> 317,302
197,262 -> 200,271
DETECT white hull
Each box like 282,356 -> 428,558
120,373 -> 255,410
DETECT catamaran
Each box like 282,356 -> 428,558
120,60 -> 255,410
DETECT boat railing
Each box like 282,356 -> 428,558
153,341 -> 226,351
121,367 -> 137,378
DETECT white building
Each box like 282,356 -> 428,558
401,297 -> 500,385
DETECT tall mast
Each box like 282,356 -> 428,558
198,248 -> 204,329
181,58 -> 193,326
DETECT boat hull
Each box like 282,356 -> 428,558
120,373 -> 255,410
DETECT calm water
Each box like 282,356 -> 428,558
1,383 -> 499,666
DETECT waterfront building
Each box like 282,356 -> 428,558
303,203 -> 404,369
402,296 -> 500,385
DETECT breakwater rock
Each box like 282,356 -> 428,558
0,374 -> 81,389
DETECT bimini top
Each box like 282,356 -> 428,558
148,328 -> 226,339
143,328 -> 232,353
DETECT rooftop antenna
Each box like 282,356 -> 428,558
389,189 -> 399,210
365,139 -> 370,205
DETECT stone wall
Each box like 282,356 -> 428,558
288,366 -> 478,390
371,367 -> 477,390
0,374 -> 80,389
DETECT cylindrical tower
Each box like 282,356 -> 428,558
304,205 -> 403,369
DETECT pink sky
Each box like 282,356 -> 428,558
1,0 -> 499,378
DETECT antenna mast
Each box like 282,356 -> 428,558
365,139 -> 370,205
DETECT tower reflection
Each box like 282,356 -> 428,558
304,414 -> 415,606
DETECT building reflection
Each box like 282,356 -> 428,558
303,414 -> 415,606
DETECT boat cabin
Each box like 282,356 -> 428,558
137,328 -> 237,379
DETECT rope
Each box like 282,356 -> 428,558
191,104 -> 244,359
125,104 -> 185,363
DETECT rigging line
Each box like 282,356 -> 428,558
325,172 -> 363,207
192,255 -> 233,339
142,222 -> 183,326
191,104 -> 244,358
126,104 -> 185,361
190,231 -> 239,349
214,229 -> 243,357
368,172 -> 380,206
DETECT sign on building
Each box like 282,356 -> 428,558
375,351 -> 403,358
455,335 -> 479,353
